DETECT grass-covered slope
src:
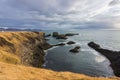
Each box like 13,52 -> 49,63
0,31 -> 46,67
0,31 -> 119,80
0,62 -> 119,80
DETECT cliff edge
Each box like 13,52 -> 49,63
0,32 -> 119,80
0,31 -> 51,67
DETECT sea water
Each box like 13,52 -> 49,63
43,29 -> 120,77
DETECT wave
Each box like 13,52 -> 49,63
95,56 -> 106,63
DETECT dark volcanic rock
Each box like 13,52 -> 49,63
53,43 -> 65,46
70,46 -> 81,53
52,32 -> 59,37
65,33 -> 79,36
45,39 -> 49,41
52,32 -> 78,39
42,42 -> 53,50
67,41 -> 76,45
45,34 -> 51,37
88,41 -> 120,77
56,34 -> 67,39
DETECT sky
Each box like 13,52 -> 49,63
0,0 -> 120,30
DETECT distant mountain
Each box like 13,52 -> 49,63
0,27 -> 42,31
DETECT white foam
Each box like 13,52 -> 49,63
81,49 -> 93,51
95,56 -> 106,63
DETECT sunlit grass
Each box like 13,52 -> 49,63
0,50 -> 20,64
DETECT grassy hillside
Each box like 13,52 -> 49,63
0,31 -> 46,67
0,62 -> 119,80
0,31 -> 119,80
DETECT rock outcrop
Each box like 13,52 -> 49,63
45,34 -> 51,37
65,33 -> 79,36
67,41 -> 76,45
52,32 -> 59,37
53,43 -> 66,46
88,42 -> 120,77
0,32 -> 51,67
56,34 -> 67,39
52,32 -> 78,39
70,46 -> 81,53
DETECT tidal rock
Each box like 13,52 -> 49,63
67,41 -> 76,45
53,43 -> 65,46
45,34 -> 51,37
88,41 -> 120,77
52,32 -> 59,37
56,34 -> 67,39
70,46 -> 81,53
45,39 -> 49,41
65,33 -> 79,36
42,43 -> 53,50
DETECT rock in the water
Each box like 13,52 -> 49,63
88,41 -> 120,77
70,46 -> 81,53
53,43 -> 65,46
45,34 -> 51,37
52,32 -> 59,37
67,41 -> 76,45
88,42 -> 100,49
56,34 -> 67,39
45,39 -> 49,41
65,33 -> 79,36
75,46 -> 81,49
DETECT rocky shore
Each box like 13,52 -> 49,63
0,31 -> 119,80
88,42 -> 120,77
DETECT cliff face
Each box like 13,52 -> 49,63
0,31 -> 50,67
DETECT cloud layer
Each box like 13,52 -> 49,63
0,0 -> 120,29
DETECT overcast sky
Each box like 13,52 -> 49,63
0,0 -> 120,30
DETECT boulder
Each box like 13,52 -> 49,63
75,46 -> 81,49
53,43 -> 65,46
52,32 -> 59,37
56,34 -> 67,39
70,46 -> 81,53
67,41 -> 76,45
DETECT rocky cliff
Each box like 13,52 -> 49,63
0,32 -> 119,80
0,31 -> 51,67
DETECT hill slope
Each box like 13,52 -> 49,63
0,31 -> 119,80
0,62 -> 119,80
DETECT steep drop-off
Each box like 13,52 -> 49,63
0,31 -> 51,67
0,32 -> 119,80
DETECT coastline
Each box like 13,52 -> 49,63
0,31 -> 119,80
88,42 -> 120,77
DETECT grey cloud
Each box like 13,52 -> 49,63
0,0 -> 119,30
109,0 -> 120,6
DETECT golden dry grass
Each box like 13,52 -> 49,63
0,31 -> 119,80
0,31 -> 44,64
0,62 -> 119,80
0,50 -> 20,64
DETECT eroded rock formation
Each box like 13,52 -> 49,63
88,42 -> 120,77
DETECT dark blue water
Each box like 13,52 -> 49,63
43,29 -> 120,77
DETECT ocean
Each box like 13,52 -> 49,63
43,29 -> 120,77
